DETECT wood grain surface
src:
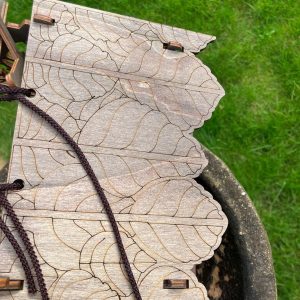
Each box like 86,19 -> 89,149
0,1 -> 227,299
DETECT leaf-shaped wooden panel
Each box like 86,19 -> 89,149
0,0 -> 227,299
24,0 -> 224,136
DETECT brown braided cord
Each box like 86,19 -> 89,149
0,215 -> 37,294
0,84 -> 142,300
0,189 -> 49,299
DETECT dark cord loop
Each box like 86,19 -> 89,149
0,218 -> 37,294
0,182 -> 38,295
0,179 -> 25,191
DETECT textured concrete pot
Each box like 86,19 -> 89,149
0,147 -> 277,300
196,147 -> 277,300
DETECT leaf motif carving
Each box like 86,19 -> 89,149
82,232 -> 156,297
127,178 -> 227,264
0,1 -> 227,299
51,270 -> 119,299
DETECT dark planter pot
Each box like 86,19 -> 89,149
0,148 -> 277,300
196,147 -> 277,300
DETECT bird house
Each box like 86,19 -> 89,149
0,0 -> 227,299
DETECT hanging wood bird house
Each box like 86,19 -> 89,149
0,1 -> 227,299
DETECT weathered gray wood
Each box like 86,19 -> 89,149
0,0 -> 227,299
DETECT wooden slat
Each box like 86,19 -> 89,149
0,0 -> 227,299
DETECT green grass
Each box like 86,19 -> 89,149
1,0 -> 299,299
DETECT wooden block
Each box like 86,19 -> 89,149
0,278 -> 9,289
164,279 -> 189,289
0,0 -> 227,299
33,14 -> 55,25
163,41 -> 184,52
0,277 -> 23,290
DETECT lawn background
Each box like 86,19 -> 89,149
0,0 -> 299,299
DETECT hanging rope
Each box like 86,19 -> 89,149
0,84 -> 142,300
0,181 -> 48,299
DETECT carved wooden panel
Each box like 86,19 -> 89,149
0,0 -> 227,299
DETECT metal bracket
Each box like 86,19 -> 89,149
0,277 -> 24,291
